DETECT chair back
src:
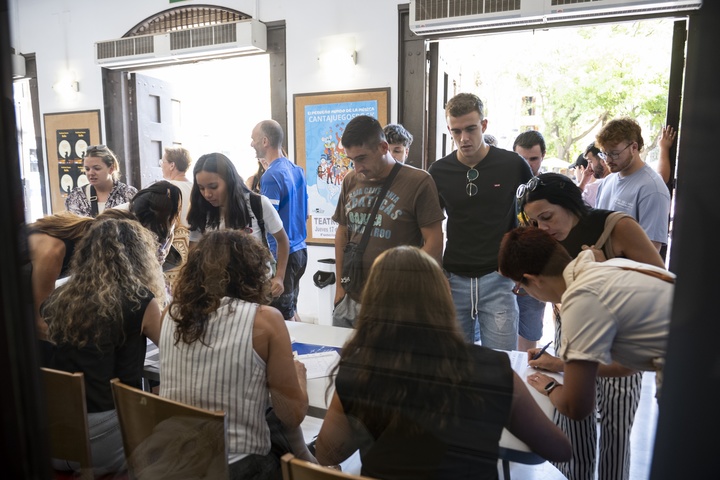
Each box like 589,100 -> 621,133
281,453 -> 377,480
110,378 -> 229,479
40,367 -> 93,480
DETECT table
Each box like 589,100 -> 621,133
144,321 -> 558,476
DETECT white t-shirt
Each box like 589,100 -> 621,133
558,249 -> 673,373
188,193 -> 283,244
168,179 -> 193,228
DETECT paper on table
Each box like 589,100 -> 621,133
296,351 -> 340,379
504,350 -> 563,383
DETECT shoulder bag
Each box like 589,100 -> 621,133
340,162 -> 401,294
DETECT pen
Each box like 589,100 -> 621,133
531,341 -> 552,361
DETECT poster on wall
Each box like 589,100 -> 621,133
293,88 -> 390,245
56,128 -> 90,195
44,110 -> 102,213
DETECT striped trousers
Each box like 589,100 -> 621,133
551,306 -> 642,480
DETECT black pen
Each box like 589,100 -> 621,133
531,341 -> 553,361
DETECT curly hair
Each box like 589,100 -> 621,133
596,117 -> 644,152
169,230 -> 272,345
334,246 -> 481,431
187,153 -> 254,234
43,218 -> 166,348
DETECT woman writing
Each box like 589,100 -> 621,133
160,230 -> 314,478
65,145 -> 137,217
315,246 -> 571,479
43,217 -> 165,476
188,152 -> 289,298
516,172 -> 665,480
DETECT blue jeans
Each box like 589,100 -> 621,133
517,294 -> 546,342
270,248 -> 307,319
447,271 -> 519,350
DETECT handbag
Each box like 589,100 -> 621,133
340,162 -> 402,294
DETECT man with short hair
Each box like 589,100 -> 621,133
333,115 -> 444,328
429,93 -> 533,349
512,130 -> 548,351
383,123 -> 413,163
251,119 -> 309,321
595,117 -> 671,252
513,130 -> 546,176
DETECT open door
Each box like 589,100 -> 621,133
129,72 -> 181,188
102,70 -> 181,189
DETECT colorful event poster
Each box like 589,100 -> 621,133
304,100 -> 379,240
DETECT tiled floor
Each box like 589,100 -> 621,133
300,303 -> 659,479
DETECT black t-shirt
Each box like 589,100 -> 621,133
429,148 -> 532,277
49,292 -> 153,412
336,343 -> 514,480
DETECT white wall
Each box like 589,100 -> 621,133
11,0 -> 407,323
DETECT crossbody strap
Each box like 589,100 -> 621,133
354,162 -> 402,250
85,184 -> 99,217
618,266 -> 675,284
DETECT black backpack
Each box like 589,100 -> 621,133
248,192 -> 268,248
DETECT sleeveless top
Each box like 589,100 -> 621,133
49,292 -> 153,412
336,343 -> 514,479
561,209 -> 616,258
159,298 -> 271,457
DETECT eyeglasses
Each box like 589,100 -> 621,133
516,176 -> 544,200
85,145 -> 107,156
158,158 -> 165,167
466,168 -> 479,197
601,142 -> 633,160
512,282 -> 528,297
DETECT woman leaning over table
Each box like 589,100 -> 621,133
315,246 -> 571,479
516,172 -> 665,480
159,230 -> 315,479
65,144 -> 137,217
42,217 -> 165,476
187,152 -> 289,299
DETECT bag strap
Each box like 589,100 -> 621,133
249,192 -> 268,248
356,162 -> 402,250
617,266 -> 675,284
85,184 -> 99,217
594,211 -> 629,258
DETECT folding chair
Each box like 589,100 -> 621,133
281,453 -> 377,480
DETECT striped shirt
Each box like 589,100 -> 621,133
159,297 -> 271,457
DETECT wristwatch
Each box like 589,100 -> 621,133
544,380 -> 560,395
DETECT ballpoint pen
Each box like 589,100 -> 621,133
530,341 -> 552,361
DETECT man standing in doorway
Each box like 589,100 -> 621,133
333,115 -> 444,328
429,93 -> 533,349
595,117 -> 671,252
512,130 -> 548,351
251,119 -> 309,321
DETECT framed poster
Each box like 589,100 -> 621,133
294,87 -> 390,245
43,110 -> 102,213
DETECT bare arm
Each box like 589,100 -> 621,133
528,350 -> 635,377
527,360 -> 599,420
419,220 -> 444,266
315,392 -> 367,466
253,306 -> 308,427
140,298 -> 163,346
505,373 -> 571,462
657,125 -> 676,184
610,218 -> 666,267
270,228 -> 289,298
29,234 -> 66,341
334,225 -> 348,304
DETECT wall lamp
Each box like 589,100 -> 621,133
53,72 -> 80,96
318,36 -> 357,69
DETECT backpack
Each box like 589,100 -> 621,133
248,192 -> 268,248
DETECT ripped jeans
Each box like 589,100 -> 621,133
446,271 -> 518,350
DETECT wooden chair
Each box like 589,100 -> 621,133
40,367 -> 94,480
281,453 -> 377,480
110,378 -> 229,479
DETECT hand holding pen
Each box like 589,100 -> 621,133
527,341 -> 552,368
